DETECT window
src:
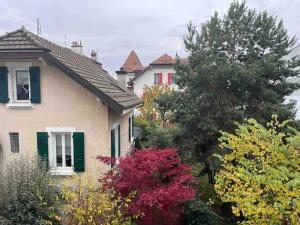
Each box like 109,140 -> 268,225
9,132 -> 19,153
47,128 -> 75,175
16,70 -> 30,101
5,62 -> 33,106
169,73 -> 175,85
54,133 -> 72,168
128,116 -> 133,142
154,73 -> 160,85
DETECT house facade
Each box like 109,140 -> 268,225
117,51 -> 187,98
285,44 -> 300,119
0,27 -> 142,180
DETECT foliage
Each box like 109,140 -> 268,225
134,137 -> 142,149
158,0 -> 300,173
0,155 -> 60,225
182,196 -> 221,225
146,125 -> 179,148
215,116 -> 300,224
136,85 -> 172,127
98,148 -> 196,225
60,176 -> 135,225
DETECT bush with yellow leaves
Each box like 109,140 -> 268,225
215,116 -> 300,225
60,176 -> 137,225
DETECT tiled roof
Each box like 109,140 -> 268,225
150,53 -> 176,65
128,54 -> 188,84
0,27 -> 142,113
121,50 -> 144,72
180,58 -> 189,65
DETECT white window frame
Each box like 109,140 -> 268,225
5,62 -> 34,108
129,114 -> 134,142
46,127 -> 76,175
111,123 -> 120,158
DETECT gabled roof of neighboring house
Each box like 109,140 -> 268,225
128,53 -> 188,84
150,53 -> 176,65
121,50 -> 144,72
0,27 -> 142,114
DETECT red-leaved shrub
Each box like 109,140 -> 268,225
97,148 -> 196,225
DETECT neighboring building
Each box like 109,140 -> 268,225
116,50 -> 145,90
285,44 -> 300,119
117,51 -> 188,98
0,27 -> 142,180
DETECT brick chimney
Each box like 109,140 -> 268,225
71,41 -> 83,55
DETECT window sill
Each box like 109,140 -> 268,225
49,169 -> 75,176
6,102 -> 34,109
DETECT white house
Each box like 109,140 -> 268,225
285,44 -> 300,119
117,52 -> 188,98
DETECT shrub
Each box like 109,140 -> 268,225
0,155 -> 60,225
146,125 -> 177,148
98,148 -> 196,225
182,196 -> 221,225
215,116 -> 300,225
60,176 -> 135,225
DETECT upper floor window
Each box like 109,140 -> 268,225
2,62 -> 41,107
154,73 -> 162,85
16,70 -> 30,101
168,73 -> 175,85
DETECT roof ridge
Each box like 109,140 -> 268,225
20,28 -> 50,50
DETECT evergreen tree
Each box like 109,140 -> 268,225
164,1 -> 300,175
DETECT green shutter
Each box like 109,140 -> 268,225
29,67 -> 41,103
0,67 -> 9,103
73,132 -> 85,172
37,132 -> 49,167
118,125 -> 121,157
111,129 -> 116,158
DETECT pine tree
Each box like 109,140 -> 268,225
165,1 -> 300,174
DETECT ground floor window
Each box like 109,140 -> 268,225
54,133 -> 72,168
46,127 -> 76,175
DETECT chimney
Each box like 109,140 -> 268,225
91,50 -> 97,61
71,41 -> 83,55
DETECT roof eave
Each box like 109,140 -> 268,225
0,48 -> 49,53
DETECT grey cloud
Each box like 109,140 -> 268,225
0,0 -> 299,75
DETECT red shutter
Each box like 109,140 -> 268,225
167,73 -> 171,85
159,73 -> 163,85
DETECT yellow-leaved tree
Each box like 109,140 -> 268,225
214,116 -> 300,225
136,85 -> 172,127
60,176 -> 137,225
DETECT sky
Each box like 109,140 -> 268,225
0,0 -> 300,76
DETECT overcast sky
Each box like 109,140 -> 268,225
0,0 -> 299,75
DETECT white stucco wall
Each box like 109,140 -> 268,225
285,45 -> 300,119
132,65 -> 178,98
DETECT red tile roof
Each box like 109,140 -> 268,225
121,50 -> 144,72
150,53 -> 176,65
179,58 -> 189,65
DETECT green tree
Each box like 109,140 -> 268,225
215,116 -> 300,225
161,1 -> 300,173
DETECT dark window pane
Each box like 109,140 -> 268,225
56,134 -> 62,167
65,134 -> 72,167
16,71 -> 30,100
